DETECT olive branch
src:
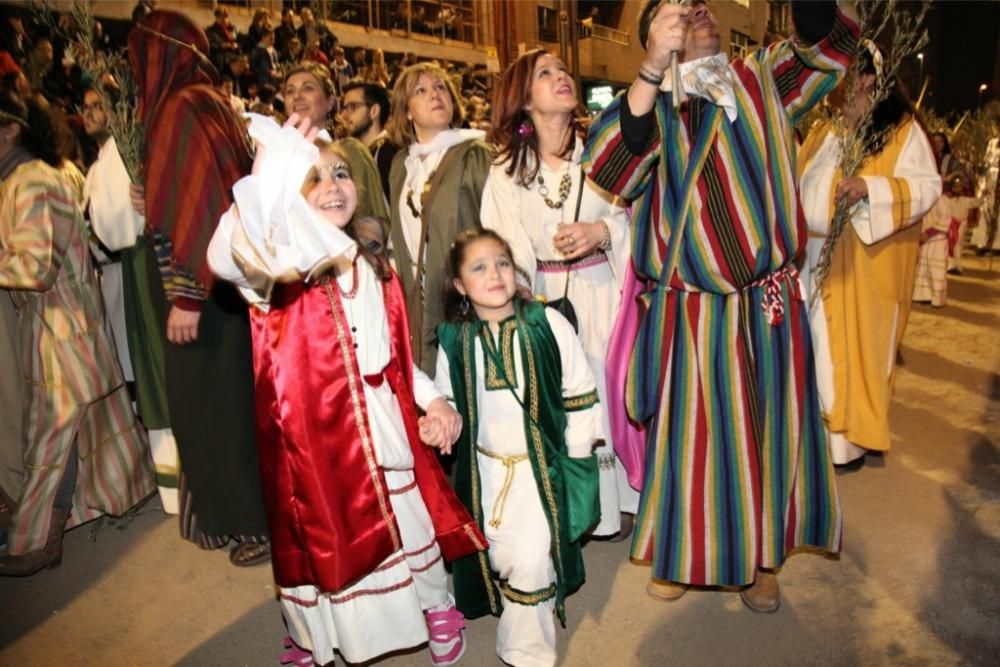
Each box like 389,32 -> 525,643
38,0 -> 144,184
808,0 -> 930,307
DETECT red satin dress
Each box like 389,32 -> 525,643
248,257 -> 485,663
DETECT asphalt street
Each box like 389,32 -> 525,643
2,256 -> 998,667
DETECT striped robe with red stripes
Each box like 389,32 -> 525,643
0,159 -> 154,554
583,7 -> 857,586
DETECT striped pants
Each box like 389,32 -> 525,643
6,380 -> 155,554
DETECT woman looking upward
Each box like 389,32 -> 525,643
482,49 -> 637,540
386,62 -> 491,375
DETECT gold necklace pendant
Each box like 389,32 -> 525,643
405,170 -> 436,218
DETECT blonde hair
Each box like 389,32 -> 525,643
283,62 -> 336,99
386,62 -> 464,148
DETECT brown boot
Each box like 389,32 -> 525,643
0,510 -> 67,577
740,570 -> 780,613
646,579 -> 689,602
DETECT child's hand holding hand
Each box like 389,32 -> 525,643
418,415 -> 446,451
421,398 -> 463,454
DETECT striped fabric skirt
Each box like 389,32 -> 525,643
630,270 -> 841,586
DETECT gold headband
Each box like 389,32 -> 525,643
0,111 -> 27,128
318,160 -> 350,172
135,22 -> 213,68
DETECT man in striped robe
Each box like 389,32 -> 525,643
128,11 -> 270,564
583,0 -> 857,612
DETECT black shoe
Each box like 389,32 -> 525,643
606,512 -> 635,543
229,541 -> 271,567
834,457 -> 865,474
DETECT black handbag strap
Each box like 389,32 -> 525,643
561,166 -> 587,299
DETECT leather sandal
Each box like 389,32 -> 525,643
229,541 -> 271,567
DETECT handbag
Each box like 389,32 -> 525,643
545,167 -> 586,332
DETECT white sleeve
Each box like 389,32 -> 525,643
207,205 -> 249,287
207,205 -> 271,308
433,345 -> 455,405
855,122 -> 942,244
481,163 -> 537,289
87,139 -> 145,251
412,363 -> 445,411
545,308 -> 604,458
593,183 -> 631,290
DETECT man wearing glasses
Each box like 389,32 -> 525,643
341,81 -> 399,203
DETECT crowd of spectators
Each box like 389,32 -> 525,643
0,3 -> 494,161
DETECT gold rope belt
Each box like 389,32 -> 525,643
476,445 -> 529,529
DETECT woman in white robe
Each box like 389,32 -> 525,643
482,49 -> 638,538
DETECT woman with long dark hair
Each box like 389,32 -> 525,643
0,90 -> 153,575
798,41 -> 941,469
482,48 -> 637,539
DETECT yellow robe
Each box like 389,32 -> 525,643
798,117 -> 941,453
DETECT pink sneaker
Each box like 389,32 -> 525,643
425,603 -> 466,666
279,635 -> 313,666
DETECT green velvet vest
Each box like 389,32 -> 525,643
437,300 -> 599,624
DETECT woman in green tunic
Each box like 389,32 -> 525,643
386,63 -> 492,376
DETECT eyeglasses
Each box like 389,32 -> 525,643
342,101 -> 369,113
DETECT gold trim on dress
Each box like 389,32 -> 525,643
563,389 -> 599,412
501,581 -> 557,606
481,319 -> 518,390
462,326 -> 500,614
521,329 -> 565,583
324,283 -> 400,550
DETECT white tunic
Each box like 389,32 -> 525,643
83,136 -> 144,382
434,308 -> 601,667
972,137 -> 999,251
913,195 -> 979,308
481,142 -> 638,534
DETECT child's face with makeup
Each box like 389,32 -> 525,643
304,150 -> 357,228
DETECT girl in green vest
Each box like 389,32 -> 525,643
434,229 -> 601,667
